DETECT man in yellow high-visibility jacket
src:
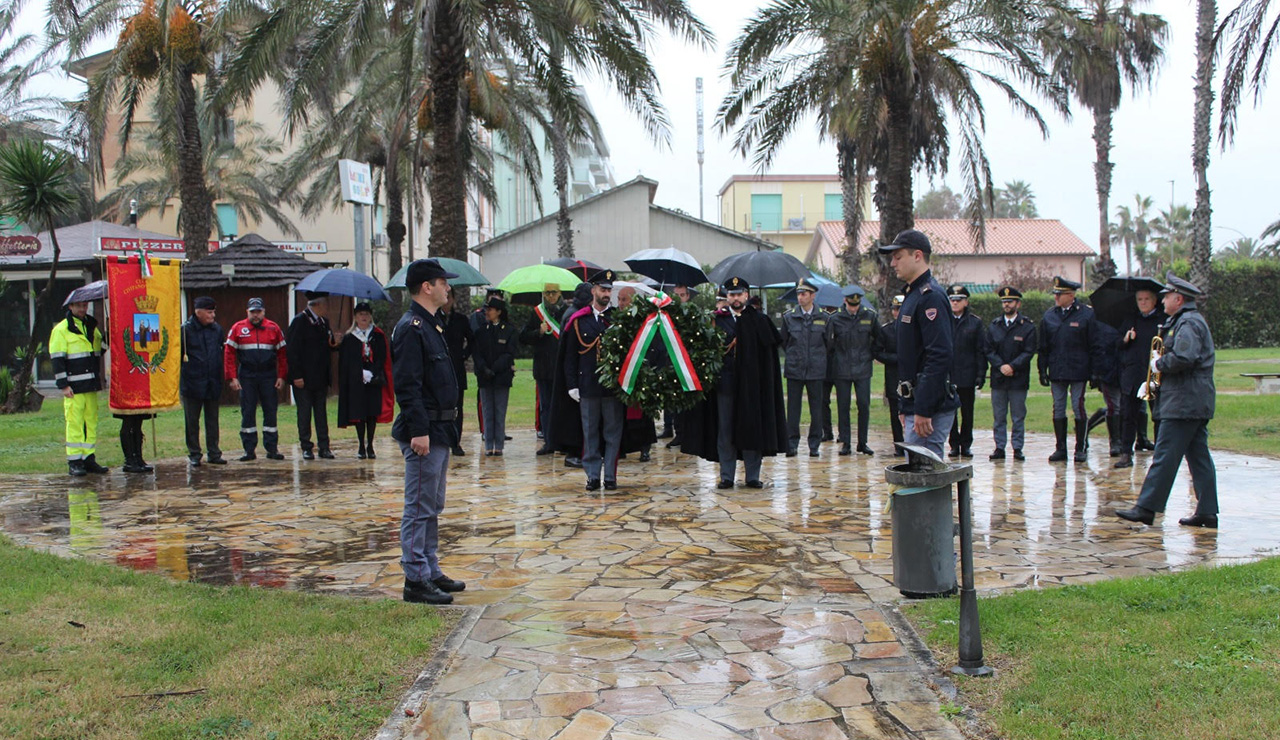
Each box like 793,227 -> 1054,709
49,300 -> 109,476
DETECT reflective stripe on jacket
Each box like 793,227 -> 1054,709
49,315 -> 103,392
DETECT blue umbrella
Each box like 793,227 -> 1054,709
778,282 -> 845,308
763,273 -> 840,289
295,268 -> 392,301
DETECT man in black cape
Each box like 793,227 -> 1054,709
680,276 -> 788,488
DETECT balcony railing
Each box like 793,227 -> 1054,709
736,213 -> 833,233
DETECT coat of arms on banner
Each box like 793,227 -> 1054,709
122,294 -> 169,373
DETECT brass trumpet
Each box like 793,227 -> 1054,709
1138,335 -> 1165,400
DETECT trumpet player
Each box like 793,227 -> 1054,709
1113,289 -> 1164,468
1115,274 -> 1218,528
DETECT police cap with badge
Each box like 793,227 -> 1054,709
795,277 -> 820,293
588,269 -> 615,288
947,284 -> 970,300
722,276 -> 749,294
997,286 -> 1023,300
1051,276 -> 1082,294
1160,273 -> 1203,299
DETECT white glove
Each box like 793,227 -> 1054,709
568,388 -> 581,403
1149,353 -> 1161,376
1137,381 -> 1151,401
362,369 -> 373,384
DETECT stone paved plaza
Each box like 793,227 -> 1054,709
2,426 -> 1277,739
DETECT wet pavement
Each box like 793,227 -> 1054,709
2,426 -> 1278,739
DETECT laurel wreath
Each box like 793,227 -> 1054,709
122,326 -> 170,373
597,298 -> 723,416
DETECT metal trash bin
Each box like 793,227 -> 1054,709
886,444 -> 973,598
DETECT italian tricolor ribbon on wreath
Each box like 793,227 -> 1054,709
534,302 -> 561,338
617,292 -> 704,394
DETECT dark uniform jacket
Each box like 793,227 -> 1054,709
1117,309 -> 1165,393
985,314 -> 1036,391
826,306 -> 886,382
1153,304 -> 1215,420
474,320 -> 518,388
391,302 -> 459,447
563,305 -> 613,399
779,307 -> 830,381
49,312 -> 104,393
180,315 -> 224,400
224,318 -> 288,380
897,270 -> 958,417
442,309 -> 473,392
520,302 -> 563,381
879,317 -> 898,395
1093,321 -> 1122,386
949,309 -> 988,388
337,327 -> 392,425
1038,299 -> 1101,383
286,309 -> 335,390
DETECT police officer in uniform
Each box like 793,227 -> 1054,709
946,284 -> 987,458
1115,275 -> 1219,528
224,298 -> 288,461
564,269 -> 625,491
779,277 -> 831,457
879,230 -> 958,458
51,299 -> 109,476
392,259 -> 467,604
521,284 -> 564,455
1038,276 -> 1102,463
825,284 -> 887,455
985,286 -> 1036,461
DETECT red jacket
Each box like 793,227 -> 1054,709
224,318 -> 288,379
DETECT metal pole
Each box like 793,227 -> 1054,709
353,203 -> 366,274
953,477 -> 993,677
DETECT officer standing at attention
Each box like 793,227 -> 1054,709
1038,276 -> 1101,463
879,294 -> 905,455
565,269 -> 625,491
825,285 -> 886,456
51,299 -> 109,476
879,230 -> 958,458
984,286 -> 1036,461
779,277 -> 830,457
521,283 -> 564,456
392,258 -> 467,604
287,292 -> 340,460
224,297 -> 288,461
946,284 -> 987,459
1115,275 -> 1219,528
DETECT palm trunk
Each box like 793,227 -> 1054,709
550,121 -> 573,258
879,92 -> 914,306
427,4 -> 467,262
176,71 -> 212,260
1092,109 -> 1117,281
6,228 -> 61,412
836,136 -> 862,283
1190,0 -> 1216,296
384,149 -> 406,282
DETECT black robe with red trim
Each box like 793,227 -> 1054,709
337,327 -> 393,426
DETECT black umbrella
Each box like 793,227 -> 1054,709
545,257 -> 605,282
623,247 -> 710,286
1089,276 -> 1166,328
63,280 -> 108,306
708,250 -> 810,288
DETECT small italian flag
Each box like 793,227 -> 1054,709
136,242 -> 153,279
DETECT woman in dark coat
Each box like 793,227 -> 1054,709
473,297 -> 518,455
337,303 -> 392,458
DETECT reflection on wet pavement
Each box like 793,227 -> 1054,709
2,428 -> 1277,739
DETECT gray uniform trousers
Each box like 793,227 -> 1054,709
479,386 -> 510,451
718,389 -> 763,483
904,410 -> 956,460
1136,418 -> 1218,516
787,378 -> 825,453
990,388 -> 1028,451
1051,380 -> 1087,419
580,395 -> 625,483
398,440 -> 451,582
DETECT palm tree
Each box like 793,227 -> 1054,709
995,180 -> 1039,218
1149,204 -> 1193,273
0,140 -> 78,412
0,1 -> 61,141
1217,236 -> 1270,259
1190,0 -> 1216,294
719,0 -> 1064,288
1111,204 -> 1135,274
1262,218 -> 1280,251
1218,0 -> 1279,145
1043,0 -> 1166,282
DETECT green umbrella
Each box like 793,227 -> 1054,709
495,264 -> 582,294
383,257 -> 489,288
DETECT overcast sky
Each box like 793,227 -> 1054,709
19,1 -> 1279,256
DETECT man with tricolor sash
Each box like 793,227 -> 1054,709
521,284 -> 564,456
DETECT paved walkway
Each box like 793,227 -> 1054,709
2,427 -> 1277,739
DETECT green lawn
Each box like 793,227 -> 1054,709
906,557 -> 1280,740
7,348 -> 1278,474
0,536 -> 452,740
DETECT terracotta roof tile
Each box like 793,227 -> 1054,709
814,219 -> 1095,257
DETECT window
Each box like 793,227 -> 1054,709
215,203 -> 238,239
824,193 -> 843,221
750,194 -> 782,232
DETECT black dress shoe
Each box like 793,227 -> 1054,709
821,433 -> 835,442
266,452 -> 285,460
239,452 -> 257,462
1115,506 -> 1155,525
403,579 -> 453,605
786,449 -> 798,458
367,448 -> 376,459
960,449 -> 973,459
989,449 -> 1005,460
189,455 -> 202,466
665,437 -> 682,449
432,575 -> 467,592
357,448 -> 367,460
566,457 -> 583,469
717,479 -> 733,489
857,445 -> 874,456
504,435 -> 513,441
809,450 -> 820,458
536,446 -> 553,456
206,456 -> 227,465
83,455 -> 109,474
1113,454 -> 1133,469
452,446 -> 466,456
604,481 -> 617,491
1012,449 -> 1025,461
948,448 -> 960,459
318,449 -> 335,459
585,478 -> 601,491
302,449 -> 315,460
838,443 -> 852,456
639,450 -> 651,462
1178,513 -> 1218,528
745,480 -> 764,489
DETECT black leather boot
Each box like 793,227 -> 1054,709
1048,418 -> 1069,462
68,459 -> 87,477
1107,415 -> 1123,456
1073,419 -> 1088,462
83,454 -> 109,474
